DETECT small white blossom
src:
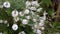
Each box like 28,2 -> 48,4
36,29 -> 42,34
39,22 -> 44,27
12,10 -> 18,17
43,12 -> 47,16
19,12 -> 24,16
0,32 -> 2,34
3,1 -> 10,8
31,11 -> 35,15
32,18 -> 37,22
34,24 -> 37,28
40,19 -> 44,23
42,16 -> 46,21
22,19 -> 28,25
0,20 -> 3,23
33,29 -> 36,32
26,1 -> 31,8
24,9 -> 30,14
41,27 -> 45,30
14,17 -> 19,22
43,12 -> 47,20
7,23 -> 9,27
30,7 -> 36,11
12,24 -> 18,31
19,32 -> 21,34
26,16 -> 31,19
39,19 -> 45,26
4,20 -> 7,24
40,16 -> 46,21
37,8 -> 43,12
32,27 -> 34,29
40,12 -> 47,21
21,31 -> 26,34
31,1 -> 39,7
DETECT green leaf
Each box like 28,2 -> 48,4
42,0 -> 52,7
53,22 -> 60,28
28,19 -> 35,26
3,31 -> 8,34
10,0 -> 26,10
0,24 -> 7,31
6,9 -> 12,16
47,9 -> 54,16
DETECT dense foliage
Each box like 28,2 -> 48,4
0,0 -> 60,34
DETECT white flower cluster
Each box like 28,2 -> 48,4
11,0 -> 47,33
1,0 -> 47,33
26,1 -> 39,8
26,0 -> 42,12
32,12 -> 47,34
12,9 -> 19,22
26,0 -> 47,34
39,12 -> 47,30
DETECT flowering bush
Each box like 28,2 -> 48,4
0,0 -> 60,34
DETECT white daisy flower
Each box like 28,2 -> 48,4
3,1 -> 10,8
12,9 -> 18,17
19,11 -> 24,16
21,31 -> 26,34
26,1 -> 31,8
37,8 -> 43,12
30,7 -> 36,11
22,19 -> 28,25
0,20 -> 3,23
36,29 -> 42,34
12,24 -> 18,31
26,16 -> 31,19
24,9 -> 30,14
31,1 -> 39,7
14,17 -> 19,22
